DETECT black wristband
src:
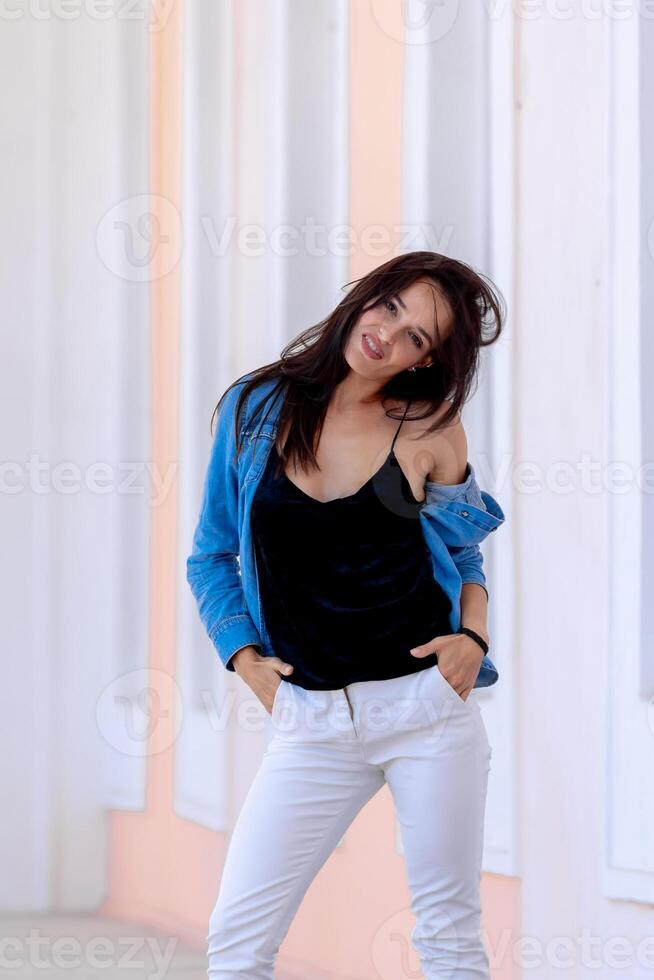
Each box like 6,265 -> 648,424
458,626 -> 489,656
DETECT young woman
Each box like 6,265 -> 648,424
187,250 -> 506,979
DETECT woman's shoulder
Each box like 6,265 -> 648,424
405,400 -> 468,485
221,371 -> 284,428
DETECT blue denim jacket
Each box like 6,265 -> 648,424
186,373 -> 506,688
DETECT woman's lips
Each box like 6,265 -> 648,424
361,332 -> 384,359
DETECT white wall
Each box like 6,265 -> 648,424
0,10 -> 150,909
517,8 -> 654,976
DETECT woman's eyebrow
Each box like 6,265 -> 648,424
393,294 -> 434,345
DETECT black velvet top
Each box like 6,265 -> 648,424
250,402 -> 454,690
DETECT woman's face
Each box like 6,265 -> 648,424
345,278 -> 454,380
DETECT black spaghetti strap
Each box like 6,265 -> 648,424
390,400 -> 412,453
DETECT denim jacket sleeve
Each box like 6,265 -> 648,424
186,381 -> 262,671
423,462 -> 496,598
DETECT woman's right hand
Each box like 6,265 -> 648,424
232,646 -> 294,715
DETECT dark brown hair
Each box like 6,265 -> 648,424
211,250 -> 505,478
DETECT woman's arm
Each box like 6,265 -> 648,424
422,413 -> 492,598
460,582 -> 490,645
186,382 -> 263,671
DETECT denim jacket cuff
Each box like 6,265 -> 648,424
424,461 -> 486,510
211,615 -> 263,672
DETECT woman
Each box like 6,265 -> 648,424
187,250 -> 506,979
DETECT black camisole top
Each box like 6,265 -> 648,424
250,400 -> 454,690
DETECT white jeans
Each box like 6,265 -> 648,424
207,665 -> 492,979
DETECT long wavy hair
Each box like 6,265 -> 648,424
211,250 -> 505,479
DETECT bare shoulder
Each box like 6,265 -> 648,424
406,401 -> 469,485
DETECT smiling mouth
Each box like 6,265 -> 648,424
362,332 -> 384,359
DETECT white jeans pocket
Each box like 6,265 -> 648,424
432,664 -> 474,711
270,677 -> 286,717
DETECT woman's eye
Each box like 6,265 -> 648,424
384,300 -> 421,348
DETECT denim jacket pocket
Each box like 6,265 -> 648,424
241,423 -> 276,486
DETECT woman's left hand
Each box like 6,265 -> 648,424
409,632 -> 487,702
